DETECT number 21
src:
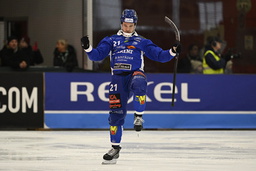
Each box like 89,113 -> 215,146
113,41 -> 120,47
110,84 -> 118,91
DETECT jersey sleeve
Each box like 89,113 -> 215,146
141,39 -> 175,63
86,36 -> 113,61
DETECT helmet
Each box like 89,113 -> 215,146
120,9 -> 138,24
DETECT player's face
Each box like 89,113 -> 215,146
121,22 -> 135,33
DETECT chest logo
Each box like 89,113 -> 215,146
127,45 -> 136,49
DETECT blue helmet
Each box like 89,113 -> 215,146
120,9 -> 138,24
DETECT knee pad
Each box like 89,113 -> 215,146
130,75 -> 147,95
131,73 -> 147,112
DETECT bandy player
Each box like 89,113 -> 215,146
81,9 -> 181,164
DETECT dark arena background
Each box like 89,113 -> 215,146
0,0 -> 256,170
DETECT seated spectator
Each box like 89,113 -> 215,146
189,44 -> 203,73
19,36 -> 44,65
0,36 -> 30,70
178,44 -> 203,73
53,39 -> 78,72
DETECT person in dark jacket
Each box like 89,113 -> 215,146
53,39 -> 78,72
203,36 -> 231,74
19,36 -> 44,66
0,36 -> 30,70
178,44 -> 202,73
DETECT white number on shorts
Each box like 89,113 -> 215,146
110,84 -> 118,91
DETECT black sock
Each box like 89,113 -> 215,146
134,113 -> 142,117
112,145 -> 120,149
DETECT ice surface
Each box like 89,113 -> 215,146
0,130 -> 256,171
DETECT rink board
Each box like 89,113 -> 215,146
0,72 -> 44,129
44,73 -> 256,129
44,112 -> 256,129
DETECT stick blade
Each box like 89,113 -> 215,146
164,16 -> 171,23
164,16 -> 180,42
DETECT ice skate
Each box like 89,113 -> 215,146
134,114 -> 144,132
102,146 -> 121,165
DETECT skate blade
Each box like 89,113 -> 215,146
136,131 -> 140,137
102,159 -> 117,165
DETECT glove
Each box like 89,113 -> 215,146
81,36 -> 90,50
171,42 -> 181,54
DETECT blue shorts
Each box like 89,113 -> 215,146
108,71 -> 147,126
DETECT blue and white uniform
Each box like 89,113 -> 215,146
85,30 -> 175,73
84,30 -> 176,145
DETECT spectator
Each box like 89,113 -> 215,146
0,36 -> 30,70
178,44 -> 203,73
19,36 -> 44,65
203,36 -> 231,74
53,39 -> 78,72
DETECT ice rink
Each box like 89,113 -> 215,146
0,130 -> 256,171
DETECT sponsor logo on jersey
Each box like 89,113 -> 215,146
135,95 -> 146,105
110,126 -> 118,135
127,45 -> 136,49
118,46 -> 126,49
115,56 -> 133,60
113,63 -> 131,70
134,37 -> 142,42
109,94 -> 122,109
116,49 -> 133,54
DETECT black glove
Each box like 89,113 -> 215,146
171,42 -> 181,54
81,36 -> 90,50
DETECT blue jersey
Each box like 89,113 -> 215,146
86,30 -> 175,74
